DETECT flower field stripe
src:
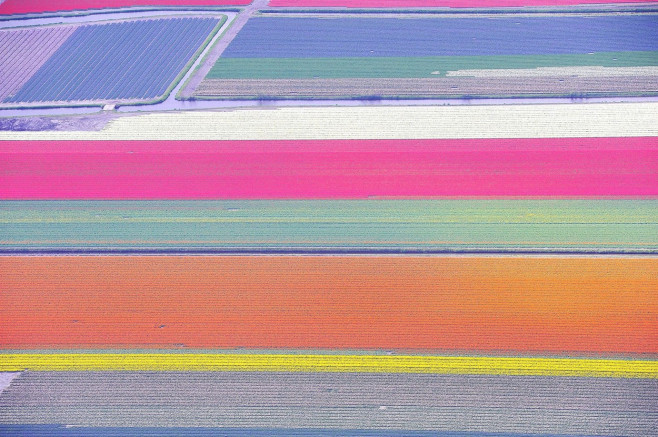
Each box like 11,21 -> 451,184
1,200 -> 656,254
202,15 -> 658,98
0,0 -> 250,15
0,26 -> 77,101
4,18 -> 221,104
207,53 -> 658,79
2,373 -> 656,434
0,2 -> 655,434
220,16 -> 657,59
2,103 -> 655,140
1,256 -> 656,353
1,354 -> 656,377
1,138 -> 655,198
195,76 -> 658,99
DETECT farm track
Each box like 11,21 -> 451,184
179,0 -> 270,99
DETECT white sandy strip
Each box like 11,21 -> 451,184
0,103 -> 657,140
0,372 -> 20,395
446,66 -> 658,78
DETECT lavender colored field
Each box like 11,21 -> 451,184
0,26 -> 77,101
1,372 -> 656,434
221,16 -> 658,58
202,15 -> 658,99
4,17 -> 220,105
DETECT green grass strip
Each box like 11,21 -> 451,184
207,51 -> 658,79
1,200 -> 656,251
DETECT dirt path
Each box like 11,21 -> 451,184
179,0 -> 270,99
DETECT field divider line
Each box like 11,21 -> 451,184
1,353 -> 656,378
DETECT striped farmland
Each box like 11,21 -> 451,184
1,200 -> 656,254
0,138 -> 655,198
219,17 -> 658,57
1,372 -> 656,434
0,26 -> 77,101
199,15 -> 658,98
0,0 -> 251,15
1,2 -> 657,436
1,256 -> 656,353
2,144 -> 656,429
4,17 -> 221,105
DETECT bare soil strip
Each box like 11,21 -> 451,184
194,76 -> 658,99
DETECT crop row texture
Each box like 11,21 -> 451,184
0,26 -> 76,101
5,17 -> 219,103
222,16 -> 658,58
0,0 -> 249,15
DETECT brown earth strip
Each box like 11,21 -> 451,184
194,76 -> 658,99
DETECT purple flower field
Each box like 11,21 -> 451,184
0,26 -> 77,101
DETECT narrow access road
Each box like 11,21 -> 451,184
179,0 -> 270,99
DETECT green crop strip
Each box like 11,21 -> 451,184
207,51 -> 658,79
2,200 -> 657,250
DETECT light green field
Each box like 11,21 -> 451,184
2,200 -> 656,252
207,51 -> 658,79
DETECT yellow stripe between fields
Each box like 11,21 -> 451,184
1,354 -> 656,377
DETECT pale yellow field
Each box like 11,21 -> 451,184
1,102 -> 656,140
446,66 -> 658,77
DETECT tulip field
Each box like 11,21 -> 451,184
199,15 -> 658,98
0,0 -> 249,15
1,17 -> 222,106
1,1 -> 657,436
